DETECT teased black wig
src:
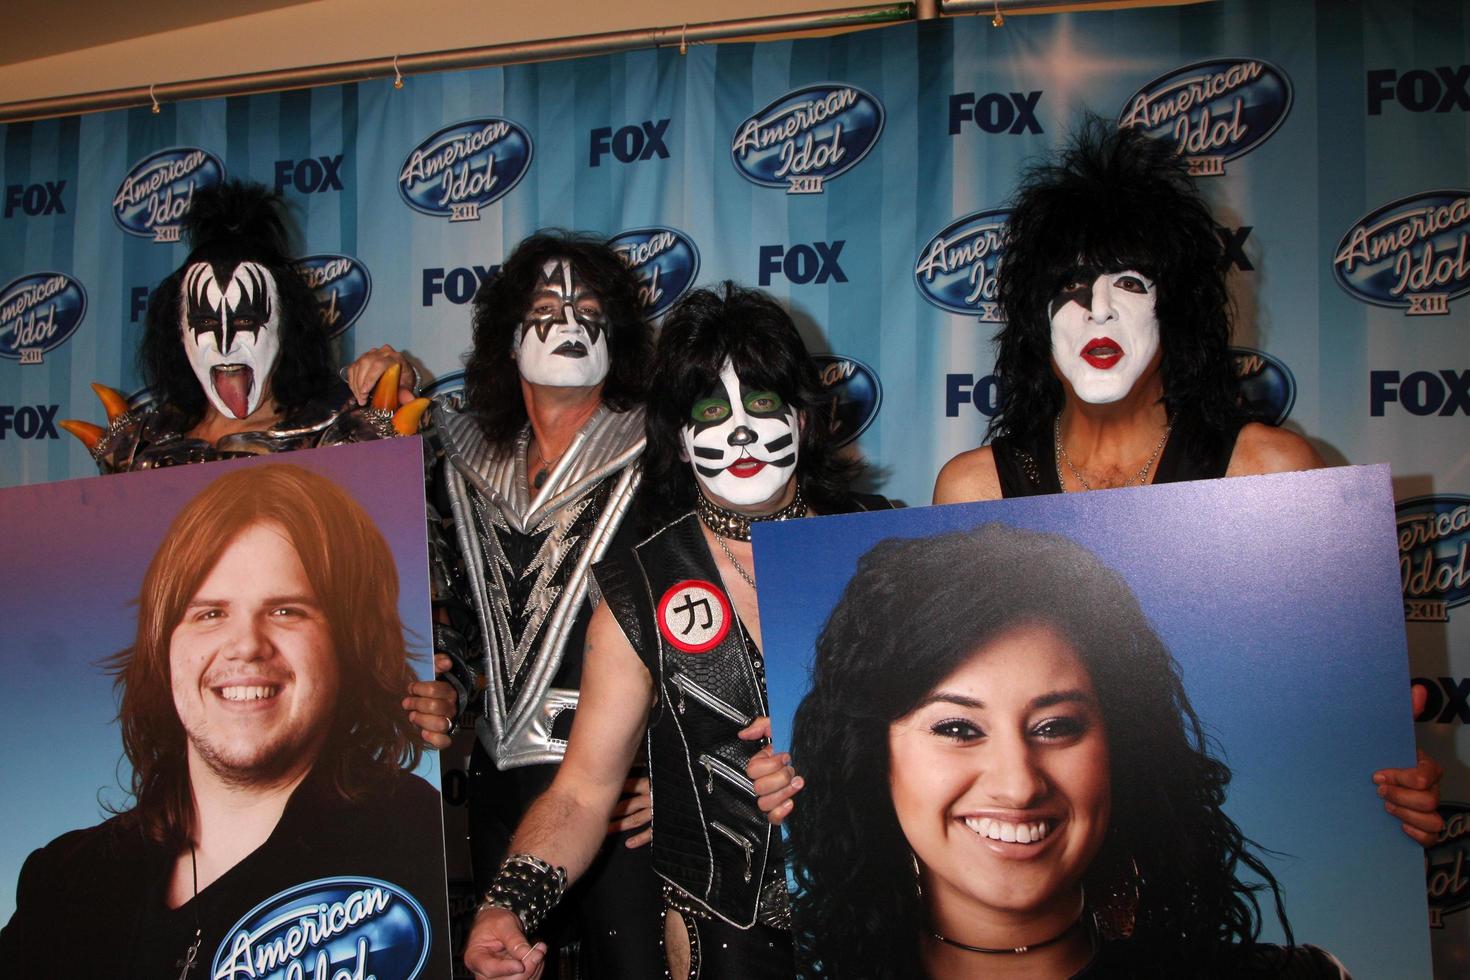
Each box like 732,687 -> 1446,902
641,282 -> 860,525
989,118 -> 1241,445
462,231 -> 652,449
789,523 -> 1293,979
138,180 -> 333,427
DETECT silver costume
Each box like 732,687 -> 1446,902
434,399 -> 643,768
80,385 -> 405,474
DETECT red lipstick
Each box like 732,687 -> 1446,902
1081,337 -> 1123,370
728,458 -> 767,479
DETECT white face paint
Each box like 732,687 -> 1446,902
514,257 -> 611,388
181,261 -> 283,420
680,360 -> 799,508
1048,270 -> 1161,405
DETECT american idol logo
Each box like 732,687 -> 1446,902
1428,802 -> 1470,927
1333,190 -> 1470,316
1231,346 -> 1295,425
421,370 -> 466,402
399,118 -> 533,222
0,272 -> 87,364
1396,495 -> 1470,623
295,254 -> 373,338
211,876 -> 431,980
609,227 -> 700,318
112,147 -> 225,242
731,84 -> 884,194
1119,59 -> 1292,177
914,209 -> 1010,322
812,354 -> 882,447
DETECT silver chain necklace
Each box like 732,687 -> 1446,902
176,844 -> 202,979
714,532 -> 757,590
1053,415 -> 1171,492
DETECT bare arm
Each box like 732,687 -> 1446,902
933,445 -> 1002,504
1224,422 -> 1324,476
463,601 -> 653,977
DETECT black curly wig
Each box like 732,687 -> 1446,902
462,231 -> 652,449
137,179 -> 334,429
989,118 -> 1242,447
788,523 -> 1292,979
641,282 -> 861,526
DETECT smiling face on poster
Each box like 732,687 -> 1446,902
754,465 -> 1428,979
0,439 -> 452,979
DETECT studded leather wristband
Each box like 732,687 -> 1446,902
477,853 -> 567,936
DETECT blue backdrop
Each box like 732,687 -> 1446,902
2,0 -> 1468,968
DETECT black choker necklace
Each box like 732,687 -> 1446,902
929,905 -> 1087,956
695,485 -> 806,542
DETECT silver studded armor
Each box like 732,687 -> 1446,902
434,399 -> 644,769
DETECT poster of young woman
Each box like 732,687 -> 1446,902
0,437 -> 451,979
756,464 -> 1429,979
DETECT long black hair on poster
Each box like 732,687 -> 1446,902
789,523 -> 1294,978
138,180 -> 333,428
989,119 -> 1242,448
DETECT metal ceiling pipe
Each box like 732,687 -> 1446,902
0,3 -> 914,124
943,0 -> 1199,12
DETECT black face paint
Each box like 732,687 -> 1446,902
183,261 -> 274,354
523,258 -> 609,346
764,432 -> 795,453
1047,274 -> 1096,321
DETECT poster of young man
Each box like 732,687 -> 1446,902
755,465 -> 1430,979
0,438 -> 451,979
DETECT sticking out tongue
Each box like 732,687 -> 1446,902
212,365 -> 255,419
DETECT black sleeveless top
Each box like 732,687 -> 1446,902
991,415 -> 1246,497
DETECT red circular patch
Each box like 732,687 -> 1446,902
656,579 -> 732,654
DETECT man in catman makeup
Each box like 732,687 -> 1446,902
461,283 -> 889,980
933,119 -> 1444,847
354,232 -> 666,977
60,180 -> 427,472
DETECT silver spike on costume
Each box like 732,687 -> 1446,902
435,400 -> 644,768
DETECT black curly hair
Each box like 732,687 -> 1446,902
461,231 -> 652,449
989,118 -> 1242,449
641,282 -> 861,526
138,179 -> 334,429
788,523 -> 1293,979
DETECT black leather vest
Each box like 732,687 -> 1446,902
594,513 -> 782,929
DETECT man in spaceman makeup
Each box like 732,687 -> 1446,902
1047,268 -> 1162,406
515,257 -> 611,389
181,260 -> 283,421
680,359 -> 800,508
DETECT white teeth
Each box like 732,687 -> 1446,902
962,816 -> 1051,844
219,685 -> 277,702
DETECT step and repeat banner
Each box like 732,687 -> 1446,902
2,0 -> 1467,969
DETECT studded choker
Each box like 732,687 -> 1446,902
695,484 -> 806,542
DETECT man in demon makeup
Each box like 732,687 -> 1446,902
462,283 -> 888,980
61,180 -> 426,472
355,232 -> 664,976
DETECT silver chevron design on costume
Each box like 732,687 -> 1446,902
437,399 -> 644,768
